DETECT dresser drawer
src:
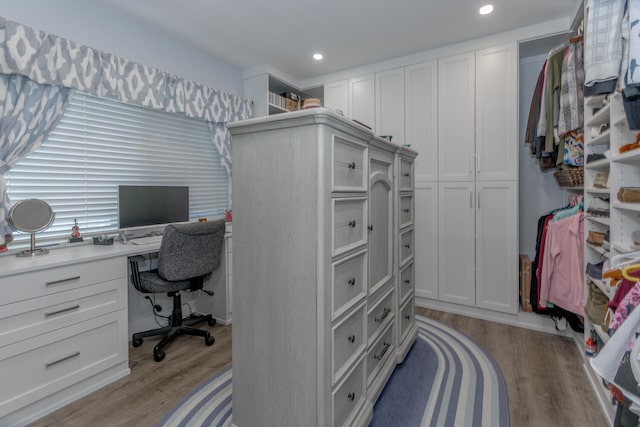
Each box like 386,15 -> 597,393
332,358 -> 365,427
399,263 -> 414,304
332,250 -> 367,320
0,279 -> 126,347
332,197 -> 367,257
332,304 -> 366,384
399,158 -> 414,191
1,257 -> 126,306
400,296 -> 415,342
0,311 -> 127,417
399,228 -> 414,267
332,135 -> 367,192
367,288 -> 394,344
399,194 -> 414,228
366,322 -> 394,386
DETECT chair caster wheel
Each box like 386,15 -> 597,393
205,333 -> 215,346
132,337 -> 143,347
207,318 -> 216,327
154,351 -> 165,362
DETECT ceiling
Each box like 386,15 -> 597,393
99,0 -> 577,81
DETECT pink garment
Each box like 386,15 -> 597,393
536,216 -> 554,310
540,213 -> 584,315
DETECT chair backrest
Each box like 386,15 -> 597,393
157,219 -> 226,281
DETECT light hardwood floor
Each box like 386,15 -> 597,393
29,309 -> 608,427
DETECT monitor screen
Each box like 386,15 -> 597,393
118,185 -> 189,230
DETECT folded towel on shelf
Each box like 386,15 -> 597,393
584,0 -> 626,89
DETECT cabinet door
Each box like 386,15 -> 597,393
438,182 -> 475,306
405,61 -> 438,182
476,43 -> 517,181
368,149 -> 394,295
475,181 -> 518,314
438,52 -> 475,182
349,74 -> 375,130
324,79 -> 349,116
375,68 -> 405,145
414,183 -> 438,300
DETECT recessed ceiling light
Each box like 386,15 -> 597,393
313,53 -> 323,61
479,4 -> 494,15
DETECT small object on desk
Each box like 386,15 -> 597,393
199,217 -> 207,223
93,235 -> 114,245
380,135 -> 393,141
69,218 -> 83,243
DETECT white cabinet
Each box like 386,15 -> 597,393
438,52 -> 476,182
405,60 -> 438,182
375,68 -> 405,145
475,181 -> 518,313
438,182 -> 476,306
324,79 -> 349,116
414,183 -> 438,300
229,109 -> 416,427
349,74 -> 375,129
475,44 -> 518,181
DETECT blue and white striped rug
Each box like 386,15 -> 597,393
157,315 -> 509,427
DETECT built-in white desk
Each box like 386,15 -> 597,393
0,234 -> 232,426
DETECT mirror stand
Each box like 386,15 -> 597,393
17,233 -> 49,257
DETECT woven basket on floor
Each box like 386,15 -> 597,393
554,167 -> 584,187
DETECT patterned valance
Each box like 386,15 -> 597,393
0,16 -> 252,124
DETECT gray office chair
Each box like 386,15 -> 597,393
129,219 -> 225,362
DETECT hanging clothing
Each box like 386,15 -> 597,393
540,212 -> 585,316
525,63 -> 545,147
558,40 -> 585,136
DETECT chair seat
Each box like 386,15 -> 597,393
138,270 -> 192,293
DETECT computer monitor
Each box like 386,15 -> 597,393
118,185 -> 189,230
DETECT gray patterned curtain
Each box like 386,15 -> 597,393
0,74 -> 72,244
0,16 -> 253,241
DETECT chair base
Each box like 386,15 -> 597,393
132,293 -> 216,362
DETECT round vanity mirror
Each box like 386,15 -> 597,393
7,199 -> 55,257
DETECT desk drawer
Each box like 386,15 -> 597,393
399,228 -> 414,268
366,322 -> 394,386
332,135 -> 367,192
0,279 -> 126,347
332,358 -> 365,427
399,158 -> 414,191
399,194 -> 414,228
399,263 -> 414,304
0,311 -> 127,418
367,289 -> 394,344
332,304 -> 365,385
332,197 -> 367,257
400,296 -> 415,342
1,257 -> 125,306
332,250 -> 367,320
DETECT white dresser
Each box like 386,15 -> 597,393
229,108 -> 417,427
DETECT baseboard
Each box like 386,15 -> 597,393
416,296 -> 577,337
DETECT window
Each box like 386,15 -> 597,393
5,91 -> 229,245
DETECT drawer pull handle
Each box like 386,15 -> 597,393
348,162 -> 356,170
45,350 -> 80,368
375,307 -> 391,323
45,304 -> 80,318
368,225 -> 373,231
348,220 -> 357,228
348,334 -> 356,343
403,208 -> 410,213
374,342 -> 391,361
403,173 -> 410,177
404,279 -> 411,284
348,392 -> 355,401
404,314 -> 411,320
347,277 -> 356,286
404,244 -> 411,249
45,276 -> 81,286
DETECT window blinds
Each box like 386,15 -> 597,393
5,91 -> 229,245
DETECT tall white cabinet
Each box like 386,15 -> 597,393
229,109 -> 417,427
407,43 -> 518,314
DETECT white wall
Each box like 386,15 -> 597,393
0,0 -> 243,96
518,54 -> 566,259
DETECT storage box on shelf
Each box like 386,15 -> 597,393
244,73 -> 323,118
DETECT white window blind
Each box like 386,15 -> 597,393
5,91 -> 229,245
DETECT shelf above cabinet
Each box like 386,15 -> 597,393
611,149 -> 640,164
612,202 -> 640,212
586,216 -> 610,226
585,187 -> 610,195
586,104 -> 611,127
585,158 -> 610,170
587,129 -> 610,147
